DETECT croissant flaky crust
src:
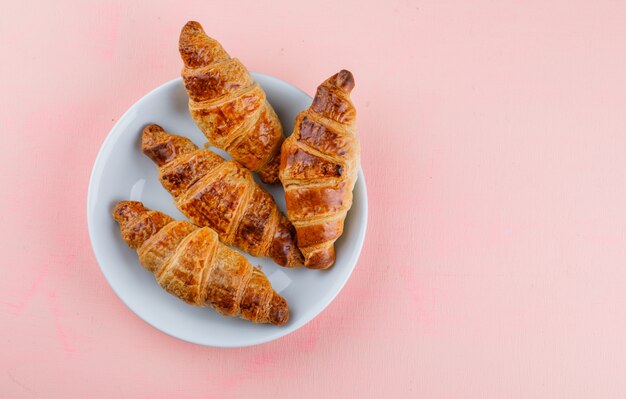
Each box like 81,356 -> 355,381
279,70 -> 360,269
113,201 -> 289,325
179,21 -> 284,184
142,124 -> 304,268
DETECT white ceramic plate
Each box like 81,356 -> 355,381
87,73 -> 367,347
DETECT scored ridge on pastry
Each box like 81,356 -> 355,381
179,21 -> 284,184
279,70 -> 360,270
113,201 -> 289,325
142,124 -> 304,268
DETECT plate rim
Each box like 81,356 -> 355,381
86,74 -> 368,348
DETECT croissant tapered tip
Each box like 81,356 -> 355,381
181,21 -> 204,36
268,295 -> 290,326
142,123 -> 165,137
113,201 -> 146,225
269,217 -> 305,267
179,21 -> 207,65
141,124 -> 198,167
334,70 -> 355,92
304,246 -> 336,270
141,123 -> 165,146
143,123 -> 164,132
179,22 -> 203,55
179,20 -> 230,69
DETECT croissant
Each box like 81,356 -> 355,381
279,70 -> 360,269
179,21 -> 284,184
142,124 -> 303,268
112,201 -> 289,325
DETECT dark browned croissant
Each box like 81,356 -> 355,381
113,201 -> 289,325
142,124 -> 303,268
179,21 -> 284,184
279,70 -> 360,269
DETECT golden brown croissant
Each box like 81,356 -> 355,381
113,201 -> 289,325
179,21 -> 284,184
142,124 -> 304,268
279,70 -> 360,270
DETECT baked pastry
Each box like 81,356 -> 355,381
179,21 -> 284,184
142,124 -> 303,268
279,70 -> 359,269
113,201 -> 289,325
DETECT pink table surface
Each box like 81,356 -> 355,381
2,1 -> 625,397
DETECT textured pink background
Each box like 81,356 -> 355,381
1,0 -> 626,397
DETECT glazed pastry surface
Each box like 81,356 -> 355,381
279,70 -> 359,269
142,124 -> 303,268
113,201 -> 289,325
179,21 -> 284,184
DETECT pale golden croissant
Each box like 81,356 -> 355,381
113,201 -> 289,326
279,70 -> 360,270
179,21 -> 284,184
142,124 -> 304,268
